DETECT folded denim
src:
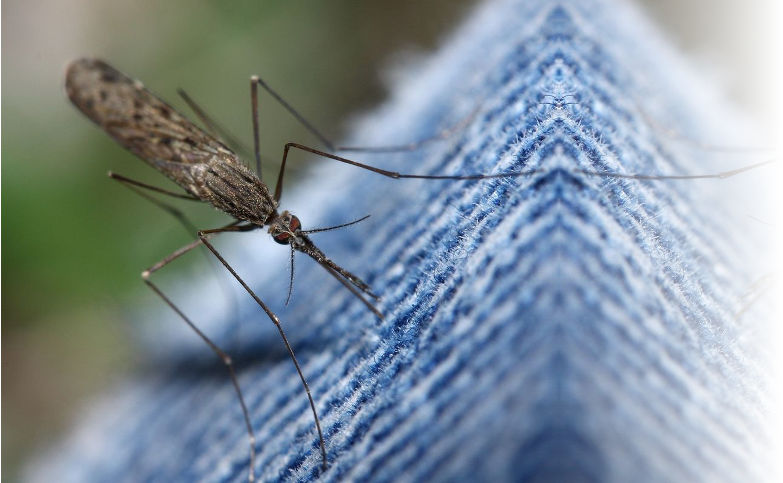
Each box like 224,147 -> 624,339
29,0 -> 776,482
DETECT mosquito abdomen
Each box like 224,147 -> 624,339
198,160 -> 277,224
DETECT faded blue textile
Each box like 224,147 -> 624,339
30,0 -> 777,482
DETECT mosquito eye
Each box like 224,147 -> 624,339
273,231 -> 291,245
289,215 -> 301,232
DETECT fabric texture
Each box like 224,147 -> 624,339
30,0 -> 777,481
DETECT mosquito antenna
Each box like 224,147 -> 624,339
285,246 -> 295,306
301,215 -> 371,234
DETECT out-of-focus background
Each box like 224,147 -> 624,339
2,1 -> 780,480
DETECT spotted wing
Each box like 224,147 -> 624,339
65,58 -> 242,189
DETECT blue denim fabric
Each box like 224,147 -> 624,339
30,0 -> 777,482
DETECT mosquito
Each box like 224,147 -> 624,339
64,58 -> 542,480
65,58 -> 776,480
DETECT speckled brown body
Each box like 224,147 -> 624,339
65,58 -> 277,225
66,57 -> 366,478
65,57 -> 378,307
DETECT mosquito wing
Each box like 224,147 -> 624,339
65,58 -> 242,192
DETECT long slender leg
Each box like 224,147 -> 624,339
109,170 -> 249,268
109,171 -> 203,240
109,171 -> 253,350
632,97 -> 776,153
273,141 -> 776,205
108,171 -> 200,201
250,77 -> 264,178
249,75 -> 480,155
578,158 -> 777,180
274,142 -> 776,202
197,227 -> 328,471
140,224 -> 258,482
273,142 -> 539,202
250,76 -> 333,152
336,104 -> 483,153
247,76 -> 777,197
178,89 -> 254,160
734,273 -> 776,321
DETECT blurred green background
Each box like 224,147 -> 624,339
2,1 -> 779,481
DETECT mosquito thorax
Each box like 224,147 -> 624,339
270,211 -> 303,245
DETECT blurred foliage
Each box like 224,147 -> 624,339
1,0 -> 476,479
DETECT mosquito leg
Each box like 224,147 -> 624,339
249,75 -> 480,155
250,77 -> 264,178
632,97 -> 776,153
272,143 -> 774,203
178,89 -> 254,159
734,273 -> 777,321
140,225 -> 257,482
177,89 -> 222,138
335,104 -> 483,153
109,170 -> 250,276
108,171 -> 200,201
273,142 -> 538,201
108,171 -> 205,238
577,158 -> 778,180
197,228 -> 328,472
145,280 -> 257,481
140,221 -> 246,277
109,172 -> 254,349
250,76 -> 334,154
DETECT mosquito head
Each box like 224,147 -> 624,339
268,211 -> 382,318
269,210 -> 305,247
